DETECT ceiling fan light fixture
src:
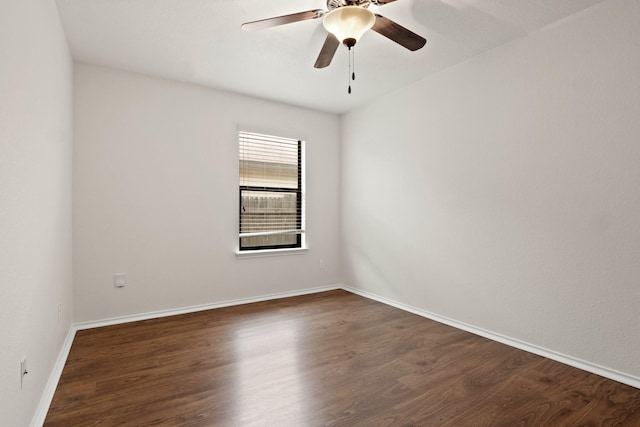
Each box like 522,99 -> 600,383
322,6 -> 375,47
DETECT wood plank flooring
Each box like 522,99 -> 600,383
45,290 -> 640,426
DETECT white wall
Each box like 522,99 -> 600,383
342,0 -> 640,379
73,64 -> 341,322
0,1 -> 74,425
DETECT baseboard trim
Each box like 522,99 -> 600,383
341,284 -> 640,390
30,326 -> 77,427
74,284 -> 341,331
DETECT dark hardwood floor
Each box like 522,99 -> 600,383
45,290 -> 640,426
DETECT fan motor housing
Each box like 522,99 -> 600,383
327,0 -> 371,11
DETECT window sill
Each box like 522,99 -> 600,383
235,247 -> 308,259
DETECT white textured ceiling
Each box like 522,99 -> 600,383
55,0 -> 605,114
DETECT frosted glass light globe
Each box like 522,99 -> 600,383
323,6 -> 375,46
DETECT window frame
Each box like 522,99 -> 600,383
238,132 -> 304,252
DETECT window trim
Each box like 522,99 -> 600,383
235,247 -> 309,259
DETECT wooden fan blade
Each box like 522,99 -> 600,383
370,0 -> 399,5
372,14 -> 426,51
314,33 -> 340,68
241,9 -> 324,31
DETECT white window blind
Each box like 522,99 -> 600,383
239,131 -> 304,250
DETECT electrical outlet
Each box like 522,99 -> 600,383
114,273 -> 127,288
319,259 -> 325,270
20,357 -> 28,389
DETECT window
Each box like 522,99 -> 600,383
239,131 -> 304,251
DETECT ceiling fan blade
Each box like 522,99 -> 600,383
241,9 -> 324,31
372,14 -> 426,51
314,33 -> 340,68
370,0 -> 399,5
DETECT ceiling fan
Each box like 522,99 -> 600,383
241,0 -> 427,69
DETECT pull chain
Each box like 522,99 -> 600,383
347,46 -> 356,94
348,46 -> 352,94
352,47 -> 356,82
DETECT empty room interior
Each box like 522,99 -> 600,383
2,0 -> 639,425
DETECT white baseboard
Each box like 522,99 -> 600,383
341,284 -> 640,390
30,326 -> 76,427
